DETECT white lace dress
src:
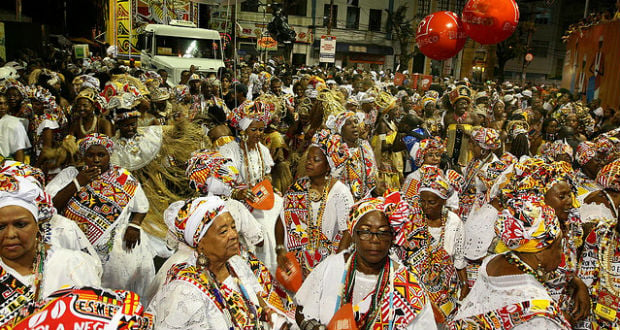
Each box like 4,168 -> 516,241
0,246 -> 102,299
0,114 -> 31,158
455,255 -> 567,329
148,254 -> 291,329
429,211 -> 467,269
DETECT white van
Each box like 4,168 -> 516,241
139,21 -> 225,85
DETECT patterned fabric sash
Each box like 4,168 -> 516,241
370,267 -> 427,329
63,166 -> 138,246
422,245 -> 459,318
245,252 -> 296,320
283,177 -> 333,276
341,141 -> 376,201
448,299 -> 571,330
166,263 -> 256,329
0,265 -> 34,328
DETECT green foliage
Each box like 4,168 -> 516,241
386,4 -> 416,71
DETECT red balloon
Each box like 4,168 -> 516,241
461,0 -> 520,45
416,11 -> 468,61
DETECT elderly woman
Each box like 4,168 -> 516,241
275,129 -> 354,278
326,111 -> 378,201
295,192 -> 437,329
451,195 -> 571,329
148,196 -> 294,329
401,166 -> 467,322
0,173 -> 101,327
45,133 -> 154,296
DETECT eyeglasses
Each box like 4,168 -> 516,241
355,229 -> 393,242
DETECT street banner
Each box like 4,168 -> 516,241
0,23 -> 5,61
320,35 -> 336,63
257,37 -> 278,51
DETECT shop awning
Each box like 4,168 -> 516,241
312,40 -> 394,55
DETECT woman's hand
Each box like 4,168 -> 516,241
276,249 -> 292,272
570,277 -> 591,322
76,166 -> 101,186
234,188 -> 258,203
124,226 -> 141,250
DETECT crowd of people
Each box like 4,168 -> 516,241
1,49 -> 620,330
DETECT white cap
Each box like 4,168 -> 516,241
522,90 -> 533,98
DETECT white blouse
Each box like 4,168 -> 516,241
455,254 -> 566,329
0,246 -> 102,299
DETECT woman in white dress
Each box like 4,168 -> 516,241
45,133 -> 154,296
0,173 -> 101,327
295,192 -> 437,330
222,99 -> 283,272
452,195 -> 571,329
275,129 -> 354,279
148,196 -> 295,329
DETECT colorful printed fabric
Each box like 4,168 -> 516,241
78,133 -> 115,155
325,111 -> 356,134
449,85 -> 472,105
596,159 -> 620,192
413,137 -> 446,167
310,129 -> 350,173
372,266 -> 427,328
471,127 -> 501,150
577,223 -> 620,329
505,120 -> 529,140
172,196 -> 228,247
282,177 -> 337,276
0,173 -> 54,223
245,252 -> 296,320
540,140 -> 573,162
63,166 -> 138,247
348,191 -> 413,247
0,161 -> 45,187
0,264 -> 34,328
418,165 -> 452,200
166,263 -> 258,329
500,158 -> 576,202
9,287 -> 153,330
228,100 -> 271,130
449,299 -> 570,330
495,195 -> 561,253
338,140 -> 377,201
185,150 -> 239,195
575,141 -> 598,166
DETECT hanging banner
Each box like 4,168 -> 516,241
319,35 -> 336,63
257,36 -> 278,51
0,22 -> 5,61
561,20 -> 620,110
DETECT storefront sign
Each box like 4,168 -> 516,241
319,35 -> 336,63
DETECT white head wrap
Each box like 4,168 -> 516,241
0,175 -> 42,221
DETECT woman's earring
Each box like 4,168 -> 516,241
196,253 -> 210,270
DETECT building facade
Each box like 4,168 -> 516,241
229,0 -> 408,69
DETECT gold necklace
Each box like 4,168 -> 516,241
599,229 -> 620,296
80,116 -> 97,136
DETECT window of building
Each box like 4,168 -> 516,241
535,7 -> 551,24
532,40 -> 548,58
416,0 -> 432,18
347,0 -> 359,6
369,9 -> 382,32
453,0 -> 465,14
347,6 -> 360,29
323,4 -> 338,28
241,0 -> 259,12
286,0 -> 307,17
438,0 -> 450,11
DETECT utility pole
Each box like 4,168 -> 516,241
327,0 -> 334,35
584,0 -> 590,19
